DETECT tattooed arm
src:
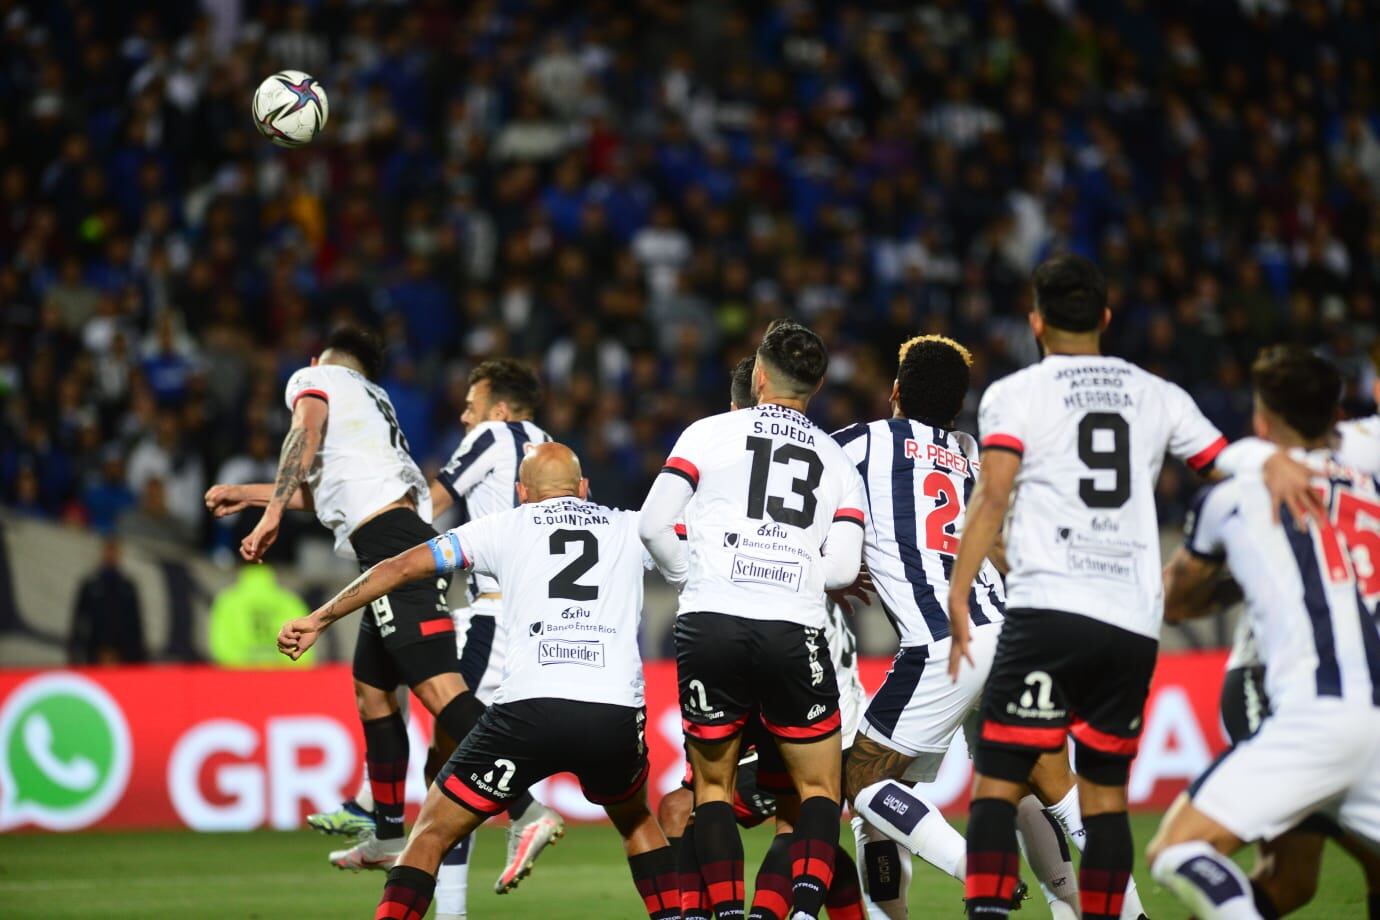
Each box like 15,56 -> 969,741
277,543 -> 438,660
240,396 -> 328,562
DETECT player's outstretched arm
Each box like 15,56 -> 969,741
242,397 -> 328,562
277,543 -> 438,660
946,448 -> 1019,680
205,482 -> 314,516
1162,547 -> 1227,623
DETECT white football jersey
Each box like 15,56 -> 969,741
437,419 -> 552,596
978,355 -> 1225,639
663,404 -> 867,628
1337,415 -> 1380,473
1186,451 -> 1380,711
428,497 -> 648,708
834,418 -> 1006,647
284,365 -> 431,553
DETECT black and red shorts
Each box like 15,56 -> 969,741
349,508 -> 458,690
437,698 -> 648,816
675,612 -> 840,745
974,608 -> 1157,786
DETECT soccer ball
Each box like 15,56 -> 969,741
252,70 -> 329,148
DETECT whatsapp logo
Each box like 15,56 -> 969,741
0,673 -> 131,830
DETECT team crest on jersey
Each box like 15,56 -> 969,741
724,532 -> 739,547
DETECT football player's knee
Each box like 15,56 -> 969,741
657,787 -> 693,834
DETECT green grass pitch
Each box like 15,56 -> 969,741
0,816 -> 1368,918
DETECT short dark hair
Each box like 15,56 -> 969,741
1032,254 -> 1108,333
323,324 -> 383,380
1251,346 -> 1340,440
730,356 -> 757,409
756,320 -> 828,395
896,335 -> 972,427
469,358 -> 541,413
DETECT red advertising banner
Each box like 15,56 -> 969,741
0,653 -> 1229,832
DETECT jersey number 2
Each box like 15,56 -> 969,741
923,472 -> 961,555
745,437 -> 823,527
548,529 -> 598,601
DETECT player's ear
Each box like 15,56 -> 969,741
516,481 -> 529,504
1027,309 -> 1043,339
310,355 -> 319,367
1098,306 -> 1112,331
890,379 -> 900,406
491,401 -> 510,422
577,478 -> 589,500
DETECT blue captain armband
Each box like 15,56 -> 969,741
426,531 -> 469,573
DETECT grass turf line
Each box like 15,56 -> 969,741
0,815 -> 1368,918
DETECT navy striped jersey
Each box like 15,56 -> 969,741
1187,450 -> 1380,711
436,419 -> 551,596
833,418 -> 1005,647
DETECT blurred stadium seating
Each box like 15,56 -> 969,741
1,1 -> 1376,663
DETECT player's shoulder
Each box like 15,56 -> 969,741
830,420 -> 871,449
678,408 -> 739,442
458,420 -> 508,451
1336,415 -> 1380,473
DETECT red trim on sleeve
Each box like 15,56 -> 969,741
662,456 -> 700,488
673,523 -> 687,540
759,709 -> 841,740
1186,436 -> 1228,472
291,387 -> 329,408
418,618 -> 455,637
980,433 -> 1024,455
1070,718 -> 1141,756
979,720 -> 1066,749
833,507 -> 864,526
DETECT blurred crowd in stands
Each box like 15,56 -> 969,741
3,0 -> 1379,559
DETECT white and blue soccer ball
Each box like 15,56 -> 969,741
252,70 -> 329,148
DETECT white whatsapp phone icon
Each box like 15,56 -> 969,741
22,713 -> 99,791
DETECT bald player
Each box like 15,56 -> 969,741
278,444 -> 680,920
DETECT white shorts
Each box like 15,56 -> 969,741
1192,700 -> 1380,846
838,665 -> 868,750
857,624 -> 1000,783
452,596 -> 507,706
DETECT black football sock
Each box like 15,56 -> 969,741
629,846 -> 681,920
679,822 -> 713,920
375,865 -> 435,920
789,796 -> 841,918
1250,880 -> 1280,919
1368,891 -> 1380,920
824,842 -> 865,920
665,834 -> 682,861
362,713 -> 408,840
965,798 -> 1019,917
694,801 -> 746,919
748,832 -> 793,920
1079,812 -> 1133,920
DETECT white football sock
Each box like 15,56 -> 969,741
434,834 -> 473,918
1151,841 -> 1260,919
353,765 -> 373,811
854,780 -> 965,880
852,814 -> 910,919
1045,786 -> 1086,851
1046,787 -> 1147,919
1015,795 -> 1079,920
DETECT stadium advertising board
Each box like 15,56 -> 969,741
0,654 -> 1228,831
